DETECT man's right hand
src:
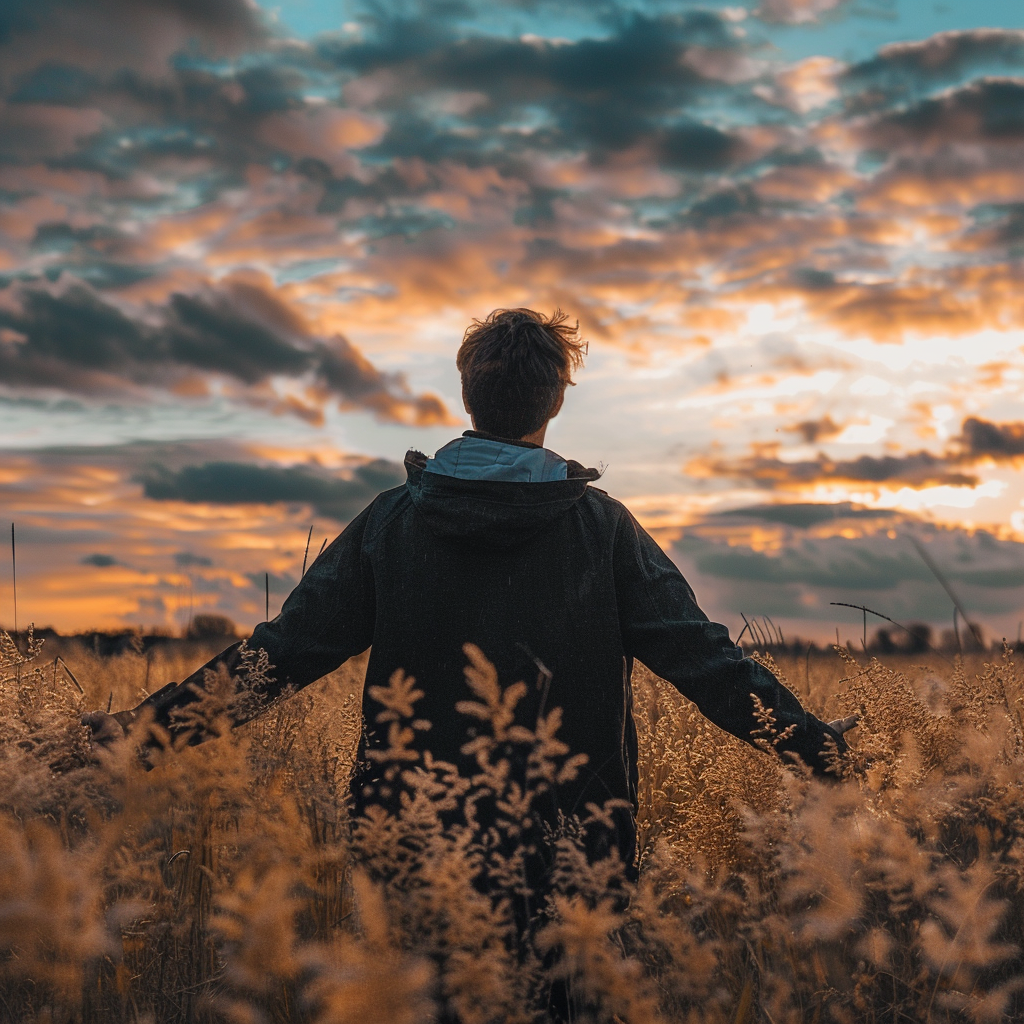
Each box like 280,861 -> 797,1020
81,709 -> 136,749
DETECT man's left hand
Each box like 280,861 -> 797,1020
827,714 -> 859,736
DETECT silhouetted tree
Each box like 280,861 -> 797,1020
905,623 -> 932,654
186,614 -> 238,641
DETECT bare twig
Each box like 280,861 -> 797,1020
302,525 -> 314,577
10,523 -> 17,637
752,618 -> 769,648
737,610 -> 753,643
52,656 -> 84,695
738,614 -> 752,645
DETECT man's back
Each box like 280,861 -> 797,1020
355,439 -> 639,863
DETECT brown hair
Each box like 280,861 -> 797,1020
456,308 -> 586,439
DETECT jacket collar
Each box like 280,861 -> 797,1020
405,441 -> 601,484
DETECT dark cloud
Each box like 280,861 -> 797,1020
958,416 -> 1024,459
864,78 -> 1024,149
2,60 -> 313,179
659,122 -> 741,171
0,283 -> 150,388
81,552 -> 119,567
162,286 -> 314,382
984,203 -> 1024,244
688,185 -> 761,223
0,278 -> 451,424
672,515 -> 1024,629
0,5 -> 750,199
25,223 -> 154,289
786,415 -> 842,444
682,528 -> 1024,605
4,437 -> 259,472
139,458 -> 406,521
694,448 -> 978,490
711,502 -> 893,528
174,551 -> 212,567
0,0 -> 264,69
324,12 -> 745,168
955,567 -> 1024,588
692,542 -> 934,590
844,30 -> 1024,109
698,415 -> 1024,492
246,570 -> 296,594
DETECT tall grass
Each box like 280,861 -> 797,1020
2,628 -> 1023,1023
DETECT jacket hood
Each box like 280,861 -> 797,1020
404,437 -> 601,549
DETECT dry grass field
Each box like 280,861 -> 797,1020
2,629 -> 1023,1023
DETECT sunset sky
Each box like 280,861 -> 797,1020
3,0 -> 1024,643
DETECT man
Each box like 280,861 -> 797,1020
85,307 -> 854,878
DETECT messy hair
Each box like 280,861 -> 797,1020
457,308 -> 587,439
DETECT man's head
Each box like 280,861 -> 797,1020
457,308 -> 586,440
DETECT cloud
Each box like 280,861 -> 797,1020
787,415 -> 843,444
757,56 -> 843,113
843,30 -> 1024,108
174,551 -> 213,567
863,78 -> 1024,150
0,277 -> 452,425
693,415 -> 1024,492
712,501 -> 893,529
0,0 -> 265,75
692,448 -> 979,491
0,440 -> 412,630
5,0 -> 1020,378
321,12 -> 748,168
7,437 -> 1024,640
671,505 -> 1024,632
0,6 -> 752,201
958,416 -> 1024,460
245,570 -> 296,594
754,0 -> 851,26
0,102 -> 108,163
139,458 -> 406,521
81,552 -> 119,567
693,542 -> 934,590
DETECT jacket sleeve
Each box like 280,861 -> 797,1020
613,508 -> 846,774
135,501 -> 377,748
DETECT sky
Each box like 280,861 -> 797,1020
2,0 -> 1024,644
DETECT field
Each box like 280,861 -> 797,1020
2,630 -> 1024,1023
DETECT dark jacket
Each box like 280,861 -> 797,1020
138,435 -> 845,868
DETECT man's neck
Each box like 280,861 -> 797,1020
465,425 -> 548,448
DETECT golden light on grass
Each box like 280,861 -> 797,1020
2,628 -> 1023,1022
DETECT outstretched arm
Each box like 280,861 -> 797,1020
85,502 -> 377,752
614,509 -> 848,774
